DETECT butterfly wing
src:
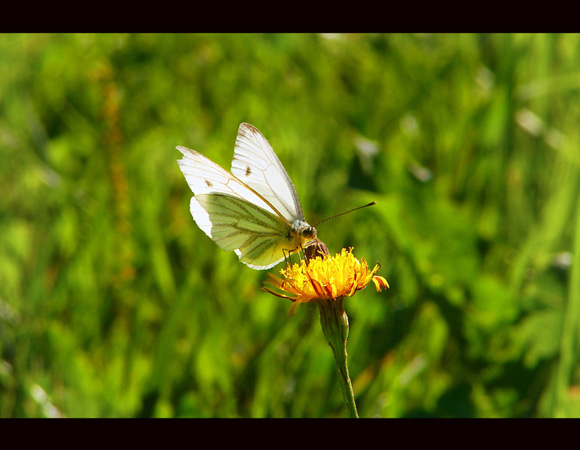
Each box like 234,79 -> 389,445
177,145 -> 273,211
177,145 -> 296,269
191,193 -> 293,269
230,123 -> 305,223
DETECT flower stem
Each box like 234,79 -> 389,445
316,297 -> 359,418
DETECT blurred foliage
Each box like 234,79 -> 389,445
1,33 -> 580,417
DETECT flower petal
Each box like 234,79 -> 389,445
372,276 -> 389,292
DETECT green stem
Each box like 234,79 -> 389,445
317,297 -> 359,418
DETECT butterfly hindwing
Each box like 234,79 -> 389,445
192,193 -> 291,269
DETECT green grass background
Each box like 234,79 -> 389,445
1,33 -> 580,418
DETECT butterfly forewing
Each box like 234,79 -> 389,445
231,123 -> 305,222
177,145 -> 276,215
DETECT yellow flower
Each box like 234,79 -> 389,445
263,248 -> 389,314
262,246 -> 388,417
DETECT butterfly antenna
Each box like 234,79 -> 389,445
314,201 -> 377,227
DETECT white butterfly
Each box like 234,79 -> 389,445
177,123 -> 318,270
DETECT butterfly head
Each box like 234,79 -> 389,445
293,219 -> 318,248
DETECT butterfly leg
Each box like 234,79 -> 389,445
282,248 -> 293,268
299,243 -> 308,265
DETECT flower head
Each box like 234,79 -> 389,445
263,248 -> 389,314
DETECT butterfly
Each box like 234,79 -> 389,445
177,123 -> 319,270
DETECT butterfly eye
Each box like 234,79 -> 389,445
302,226 -> 316,239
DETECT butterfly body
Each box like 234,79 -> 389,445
177,123 -> 317,270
